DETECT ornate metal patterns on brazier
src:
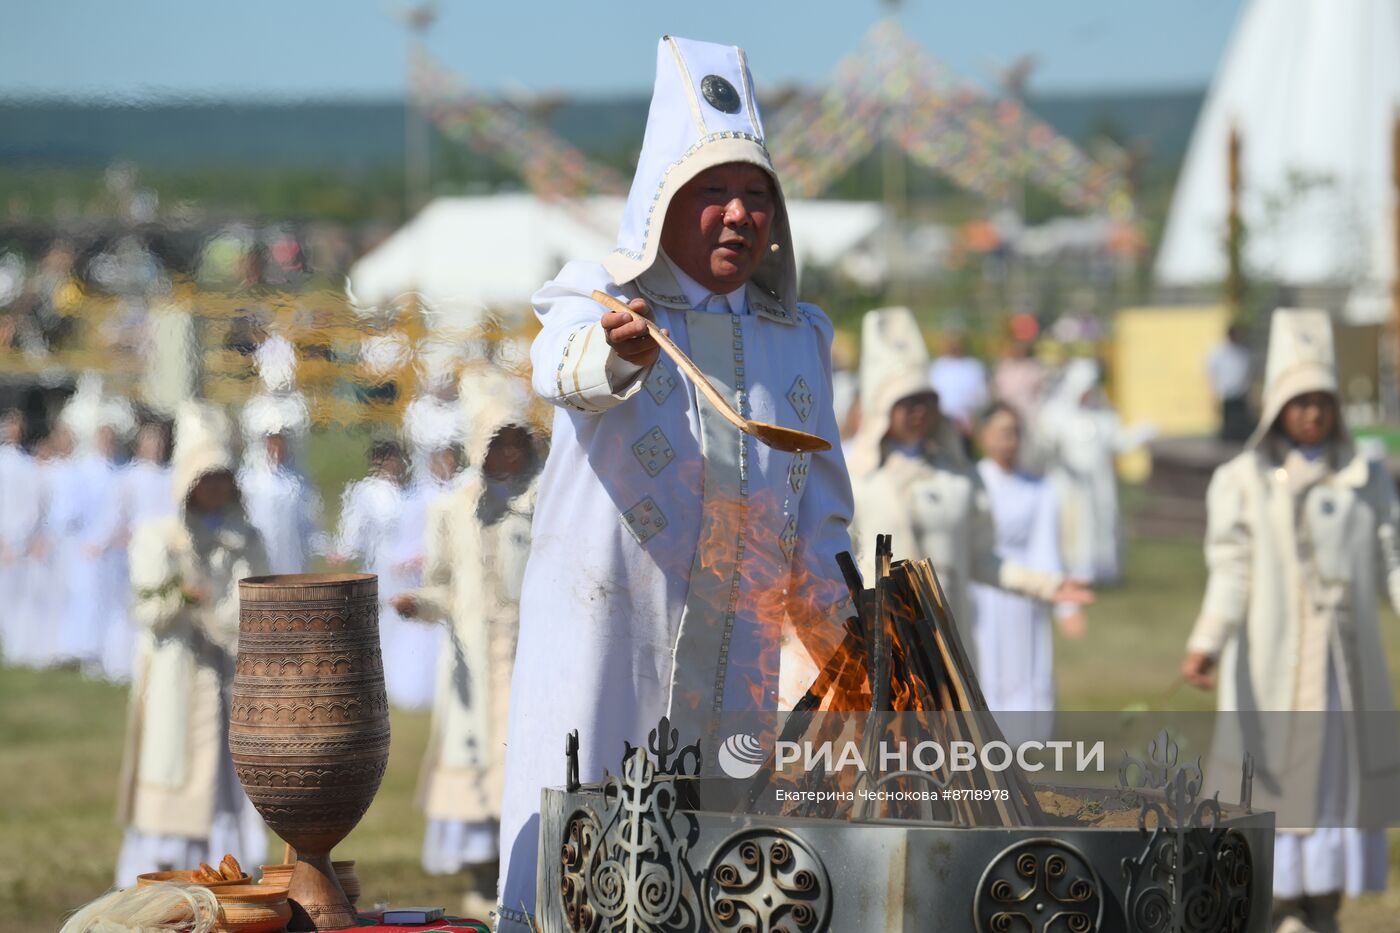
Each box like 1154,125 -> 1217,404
559,718 -> 704,933
1119,731 -> 1254,932
973,838 -> 1103,933
703,828 -> 832,933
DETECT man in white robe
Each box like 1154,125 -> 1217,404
496,37 -> 853,930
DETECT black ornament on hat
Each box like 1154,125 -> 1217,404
700,74 -> 740,114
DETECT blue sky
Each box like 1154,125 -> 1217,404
3,1 -> 1244,100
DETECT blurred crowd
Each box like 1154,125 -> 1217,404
0,224 -> 366,359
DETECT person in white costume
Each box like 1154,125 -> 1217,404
240,337 -> 325,576
403,339 -> 469,481
847,307 -> 1092,674
1182,309 -> 1397,933
19,426 -> 76,668
238,431 -> 324,576
331,441 -> 427,709
496,37 -> 854,929
0,410 -> 42,664
56,386 -> 136,673
115,402 -> 269,887
1040,358 -> 1152,585
101,421 -> 176,682
927,328 -> 988,437
122,422 -> 175,529
390,368 -> 543,917
971,402 -> 1085,747
381,442 -> 460,714
238,381 -> 324,578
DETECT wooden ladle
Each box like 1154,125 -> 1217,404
591,289 -> 831,453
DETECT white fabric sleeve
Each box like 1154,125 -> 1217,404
1373,463 -> 1400,619
406,498 -> 454,624
128,523 -> 184,636
1187,463 -> 1252,656
530,261 -> 650,413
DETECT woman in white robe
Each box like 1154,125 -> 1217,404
971,402 -> 1085,747
56,423 -> 128,670
497,39 -> 854,930
331,442 -> 423,709
381,445 -> 460,714
391,369 -> 543,918
18,429 -> 74,668
237,438 -> 322,576
101,422 -> 176,682
121,423 -> 175,528
1182,309 -> 1396,932
115,402 -> 269,886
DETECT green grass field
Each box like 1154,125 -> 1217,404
6,529 -> 1400,930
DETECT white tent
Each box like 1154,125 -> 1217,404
1154,0 -> 1400,321
347,194 -> 884,324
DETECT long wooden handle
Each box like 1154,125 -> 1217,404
590,290 -> 750,433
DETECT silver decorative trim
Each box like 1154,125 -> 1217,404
779,515 -> 798,563
622,497 -> 668,545
712,314 -> 750,713
645,363 -> 679,406
787,374 -> 814,423
554,327 -> 590,413
633,426 -> 676,477
787,452 -> 810,494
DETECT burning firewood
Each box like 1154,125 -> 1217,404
761,537 -> 1046,827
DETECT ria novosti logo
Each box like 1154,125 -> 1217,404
715,729 -> 1107,781
717,732 -> 766,779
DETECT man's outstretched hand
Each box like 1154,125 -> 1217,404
601,296 -> 661,368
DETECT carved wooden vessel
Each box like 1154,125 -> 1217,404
231,573 -> 389,931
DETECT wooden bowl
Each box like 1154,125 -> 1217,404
136,870 -> 251,889
213,884 -> 293,933
256,864 -> 293,889
332,860 -> 360,908
258,860 -> 358,907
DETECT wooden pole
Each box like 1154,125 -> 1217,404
1225,124 -> 1245,318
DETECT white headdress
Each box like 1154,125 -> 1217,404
847,307 -> 963,478
602,36 -> 797,312
1249,307 -> 1342,448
